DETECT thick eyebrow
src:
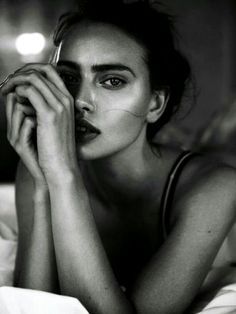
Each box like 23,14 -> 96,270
56,60 -> 136,77
91,64 -> 136,77
56,60 -> 80,71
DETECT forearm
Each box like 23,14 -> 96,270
14,183 -> 59,292
48,173 -> 134,314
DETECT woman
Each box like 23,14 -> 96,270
1,1 -> 236,313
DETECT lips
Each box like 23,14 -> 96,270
75,118 -> 101,142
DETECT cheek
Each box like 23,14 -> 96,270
96,82 -> 152,117
99,102 -> 146,148
97,88 -> 149,136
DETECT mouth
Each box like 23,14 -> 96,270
75,118 -> 101,143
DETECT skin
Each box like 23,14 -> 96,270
1,21 -> 236,314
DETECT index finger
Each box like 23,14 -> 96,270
15,63 -> 70,97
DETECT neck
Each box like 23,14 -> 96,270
80,135 -> 163,205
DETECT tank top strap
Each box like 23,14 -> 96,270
161,150 -> 200,240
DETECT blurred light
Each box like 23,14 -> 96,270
15,32 -> 45,55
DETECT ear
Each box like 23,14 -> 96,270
146,88 -> 169,124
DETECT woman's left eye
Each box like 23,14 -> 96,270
101,77 -> 126,89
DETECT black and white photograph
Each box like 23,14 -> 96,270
0,0 -> 236,313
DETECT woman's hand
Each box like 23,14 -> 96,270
1,63 -> 79,183
4,90 -> 46,185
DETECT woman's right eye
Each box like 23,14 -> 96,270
59,72 -> 80,85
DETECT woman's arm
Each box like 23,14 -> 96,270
14,162 -> 59,292
45,163 -> 236,314
47,172 -> 134,314
3,89 -> 58,291
1,64 -> 135,313
129,165 -> 236,314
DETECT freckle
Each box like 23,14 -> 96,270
208,230 -> 212,234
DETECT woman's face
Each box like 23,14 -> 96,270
57,21 -> 157,160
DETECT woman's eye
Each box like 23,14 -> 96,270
101,77 -> 126,89
59,72 -> 80,85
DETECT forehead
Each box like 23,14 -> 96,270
59,21 -> 147,69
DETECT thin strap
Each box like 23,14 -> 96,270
161,151 -> 199,240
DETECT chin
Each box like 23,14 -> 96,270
76,141 -> 110,161
75,127 -> 144,161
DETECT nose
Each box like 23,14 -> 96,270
74,82 -> 96,114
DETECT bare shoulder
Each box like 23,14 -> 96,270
171,153 -> 236,229
177,153 -> 236,197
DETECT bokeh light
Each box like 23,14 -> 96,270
15,32 -> 46,55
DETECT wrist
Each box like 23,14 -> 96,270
33,179 -> 48,192
33,180 -> 49,201
32,182 -> 50,217
45,166 -> 82,186
47,170 -> 87,197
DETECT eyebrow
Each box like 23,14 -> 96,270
57,60 -> 80,71
57,60 -> 136,77
91,64 -> 136,77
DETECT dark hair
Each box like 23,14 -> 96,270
53,0 -> 191,140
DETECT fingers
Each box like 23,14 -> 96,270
10,104 -> 26,143
6,93 -> 15,134
0,74 -> 14,89
7,99 -> 36,159
7,99 -> 36,145
6,95 -> 43,180
20,116 -> 36,147
14,84 -> 51,115
13,116 -> 39,177
15,116 -> 36,155
2,69 -> 74,115
12,103 -> 35,141
14,63 -> 70,96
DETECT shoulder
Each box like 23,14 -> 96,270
176,152 -> 236,199
161,153 -> 236,273
170,152 -> 236,229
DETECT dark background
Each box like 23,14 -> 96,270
1,0 -> 236,181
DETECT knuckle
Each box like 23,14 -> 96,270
26,85 -> 34,93
15,142 -> 22,154
28,72 -> 39,82
24,117 -> 31,125
25,116 -> 35,126
61,96 -> 71,107
44,63 -> 54,72
15,85 -> 28,93
55,103 -> 64,114
15,103 -> 24,111
15,86 -> 22,94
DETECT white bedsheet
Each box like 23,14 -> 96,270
0,184 -> 89,313
0,287 -> 89,314
197,284 -> 236,314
